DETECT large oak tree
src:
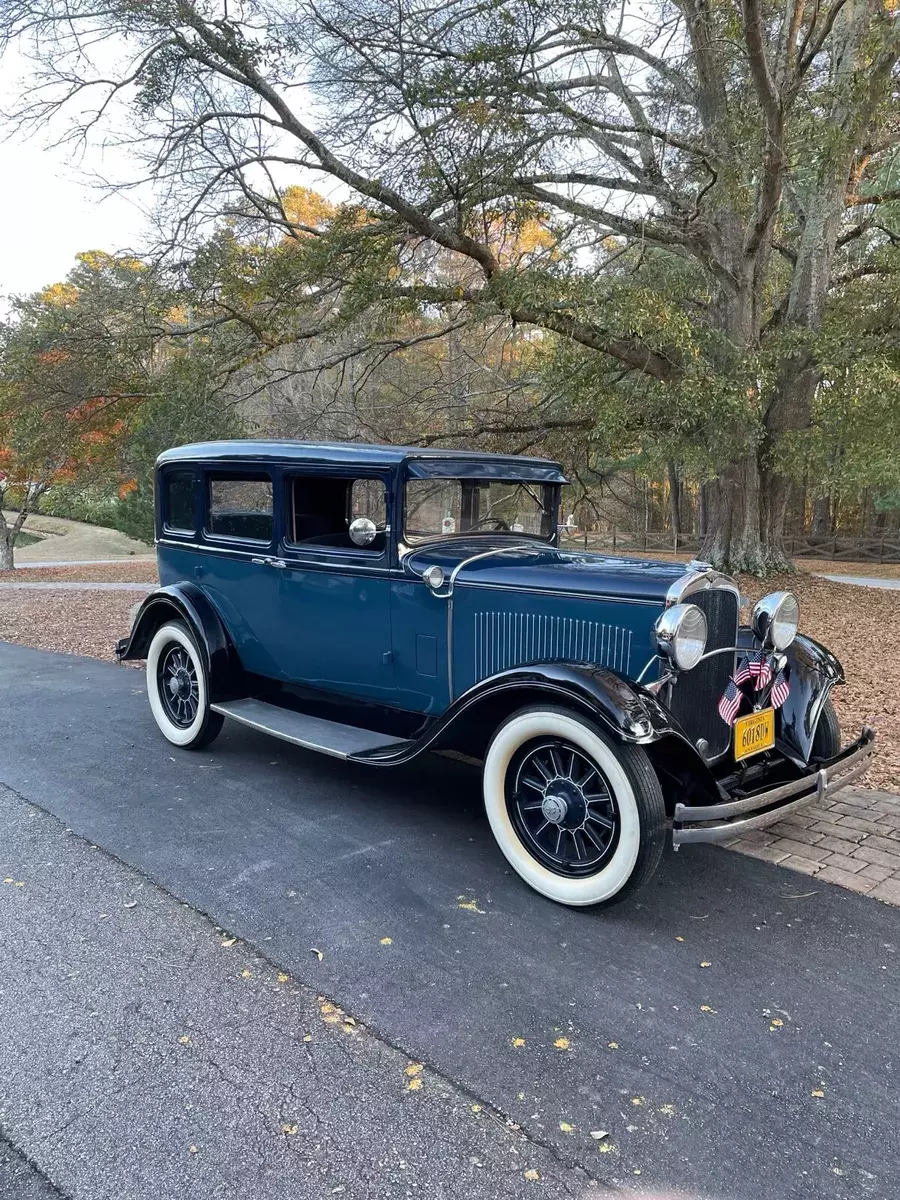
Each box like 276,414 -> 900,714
3,0 -> 899,570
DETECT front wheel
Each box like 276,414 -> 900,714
146,621 -> 224,750
482,706 -> 666,907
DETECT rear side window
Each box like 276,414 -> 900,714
208,475 -> 273,542
163,470 -> 196,533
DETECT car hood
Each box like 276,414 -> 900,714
403,539 -> 692,604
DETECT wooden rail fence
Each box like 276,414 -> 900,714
561,530 -> 900,564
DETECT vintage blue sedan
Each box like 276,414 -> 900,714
117,440 -> 875,906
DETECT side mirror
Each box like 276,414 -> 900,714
349,517 -> 377,547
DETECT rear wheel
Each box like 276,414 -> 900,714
146,621 -> 224,750
482,706 -> 667,907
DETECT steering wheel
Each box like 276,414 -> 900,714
467,516 -> 510,531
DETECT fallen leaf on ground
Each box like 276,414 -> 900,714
523,1169 -> 540,1182
589,1130 -> 609,1140
700,1005 -> 717,1013
553,1037 -> 571,1050
282,1124 -> 298,1135
241,969 -> 253,979
512,1037 -> 526,1047
178,1035 -> 191,1046
471,1104 -> 482,1113
123,900 -> 137,909
379,937 -> 392,945
559,1121 -> 574,1133
407,1077 -> 423,1091
607,1041 -> 619,1049
277,973 -> 289,983
220,938 -> 236,948
405,1063 -> 423,1076
700,961 -> 712,968
310,947 -> 324,961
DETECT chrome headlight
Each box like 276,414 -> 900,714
655,603 -> 708,671
752,591 -> 799,650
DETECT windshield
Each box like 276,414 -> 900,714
404,478 -> 556,545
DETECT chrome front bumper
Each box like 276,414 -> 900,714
672,727 -> 877,846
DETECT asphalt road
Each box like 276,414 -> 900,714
0,642 -> 898,1200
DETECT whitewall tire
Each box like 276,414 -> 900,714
146,621 -> 224,750
483,706 -> 666,907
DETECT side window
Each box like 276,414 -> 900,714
288,475 -> 386,552
208,475 -> 273,542
163,469 -> 196,533
351,478 -> 387,527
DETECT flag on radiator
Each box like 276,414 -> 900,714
746,650 -> 774,690
718,676 -> 743,726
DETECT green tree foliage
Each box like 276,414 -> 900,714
2,0 -> 900,570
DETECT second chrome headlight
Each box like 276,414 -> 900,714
655,603 -> 708,671
752,590 -> 799,650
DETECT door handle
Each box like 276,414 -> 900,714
251,557 -> 287,569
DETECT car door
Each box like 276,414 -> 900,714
272,470 -> 396,703
195,466 -> 285,680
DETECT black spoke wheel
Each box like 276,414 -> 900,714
506,737 -> 621,877
157,643 -> 200,729
483,706 -> 667,908
146,620 -> 223,750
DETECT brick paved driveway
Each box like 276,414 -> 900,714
728,786 -> 900,904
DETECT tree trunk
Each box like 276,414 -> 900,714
0,532 -> 13,570
700,451 -> 778,574
667,462 -> 681,544
811,495 -> 831,536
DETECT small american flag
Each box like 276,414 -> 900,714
746,650 -> 774,691
770,666 -> 790,709
733,656 -> 752,686
718,676 -> 743,726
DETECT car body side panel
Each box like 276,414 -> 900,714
390,578 -> 451,714
159,542 -> 285,682
450,584 -> 661,700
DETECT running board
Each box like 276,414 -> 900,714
210,698 -> 411,760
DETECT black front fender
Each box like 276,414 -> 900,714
115,583 -> 244,703
738,627 -> 843,763
359,662 -> 720,805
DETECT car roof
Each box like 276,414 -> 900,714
157,439 -> 565,476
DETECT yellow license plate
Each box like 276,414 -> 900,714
734,708 -> 775,761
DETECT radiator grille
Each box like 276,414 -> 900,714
666,588 -> 739,757
474,611 -> 632,682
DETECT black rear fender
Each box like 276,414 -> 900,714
115,583 -> 244,703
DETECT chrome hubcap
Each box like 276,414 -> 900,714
541,794 -> 568,824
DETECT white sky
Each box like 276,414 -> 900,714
0,135 -> 150,304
